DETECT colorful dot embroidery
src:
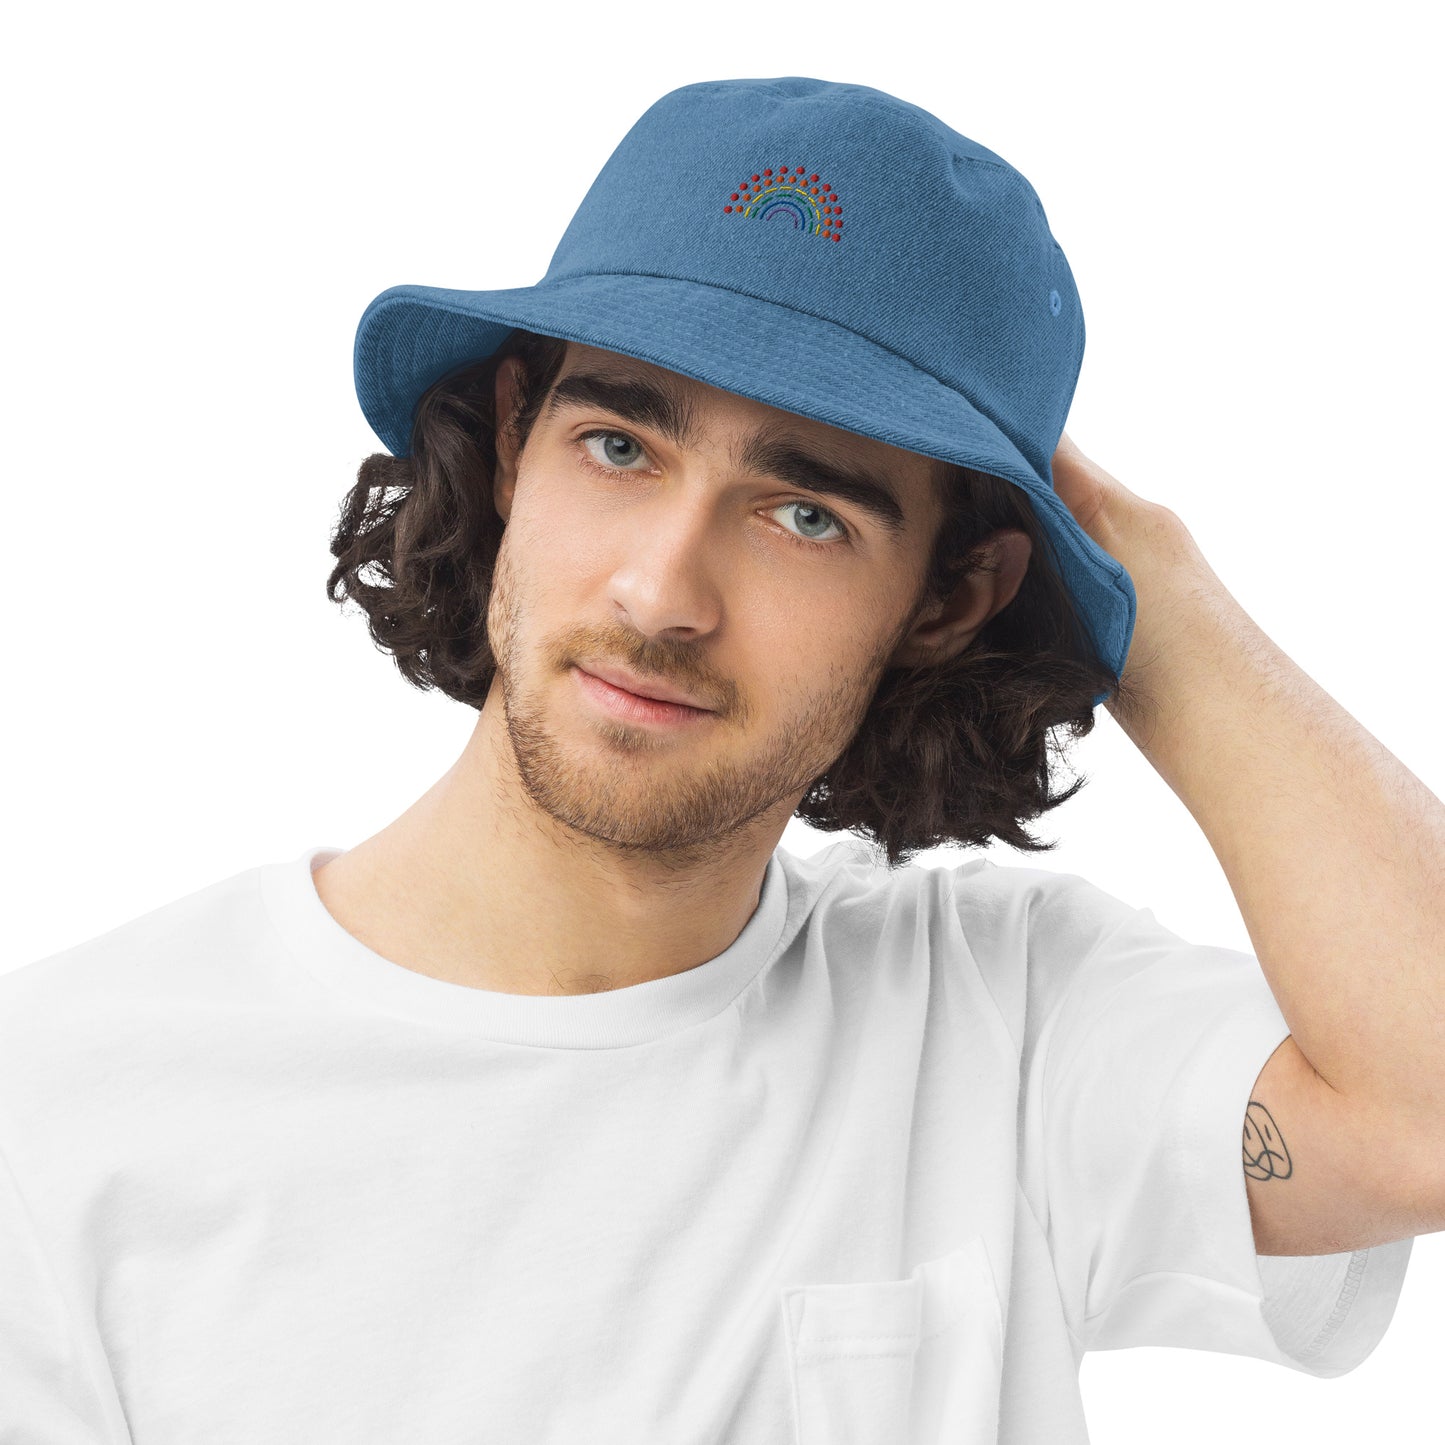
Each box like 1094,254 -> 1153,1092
723,165 -> 843,241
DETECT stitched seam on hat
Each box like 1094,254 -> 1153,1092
548,266 -> 1021,442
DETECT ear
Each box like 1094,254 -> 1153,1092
889,529 -> 1032,669
492,355 -> 527,524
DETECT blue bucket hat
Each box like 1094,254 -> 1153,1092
353,75 -> 1135,705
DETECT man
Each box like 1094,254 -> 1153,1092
3,75 -> 1440,1443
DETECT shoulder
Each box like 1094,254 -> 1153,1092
0,861 -> 271,1073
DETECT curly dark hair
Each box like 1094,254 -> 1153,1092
327,326 -> 1134,869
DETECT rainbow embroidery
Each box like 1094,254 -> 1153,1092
723,165 -> 843,241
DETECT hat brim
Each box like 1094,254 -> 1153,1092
352,272 -> 1134,700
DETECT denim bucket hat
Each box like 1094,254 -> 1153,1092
353,75 -> 1135,704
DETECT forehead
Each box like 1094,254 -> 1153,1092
555,342 -> 940,485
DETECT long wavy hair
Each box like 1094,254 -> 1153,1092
327,326 -> 1133,868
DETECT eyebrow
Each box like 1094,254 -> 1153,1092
541,370 -> 910,539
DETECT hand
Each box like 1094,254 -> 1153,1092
1050,430 -> 1162,553
1049,431 -> 1215,731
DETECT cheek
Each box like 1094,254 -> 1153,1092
511,471 -> 615,574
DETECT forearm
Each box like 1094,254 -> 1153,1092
1099,501 -> 1445,1133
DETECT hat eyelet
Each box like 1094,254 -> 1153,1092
1049,288 -> 1062,317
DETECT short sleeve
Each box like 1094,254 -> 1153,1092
1022,875 -> 1413,1378
0,1137 -> 120,1442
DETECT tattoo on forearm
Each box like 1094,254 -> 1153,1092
1243,1100 -> 1293,1181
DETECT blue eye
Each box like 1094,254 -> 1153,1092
781,501 -> 848,546
583,430 -> 647,470
574,429 -> 851,551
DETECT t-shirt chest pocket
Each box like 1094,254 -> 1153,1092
780,1235 -> 1005,1445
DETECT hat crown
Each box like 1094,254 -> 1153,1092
540,77 -> 1084,486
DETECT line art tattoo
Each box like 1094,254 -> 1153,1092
1243,1099 -> 1293,1181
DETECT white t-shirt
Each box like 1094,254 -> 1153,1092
0,839 -> 1413,1444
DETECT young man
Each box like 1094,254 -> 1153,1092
4,76 -> 1440,1444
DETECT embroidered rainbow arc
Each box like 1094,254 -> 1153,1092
723,165 -> 844,241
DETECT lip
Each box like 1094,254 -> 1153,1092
573,667 -> 716,727
579,662 -> 712,711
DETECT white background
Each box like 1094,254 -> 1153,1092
4,1 -> 1441,1440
